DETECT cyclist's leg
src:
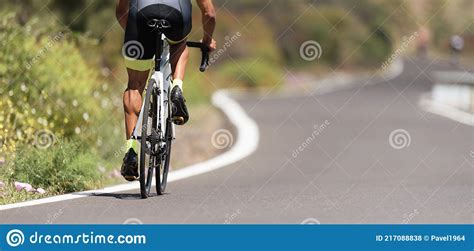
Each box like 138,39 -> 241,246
121,72 -> 152,181
133,0 -> 192,125
121,70 -> 147,181
121,0 -> 156,181
168,40 -> 190,125
166,0 -> 192,84
123,69 -> 149,140
170,41 -> 189,84
123,0 -> 157,140
168,39 -> 190,125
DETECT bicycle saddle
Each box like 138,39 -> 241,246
147,19 -> 172,30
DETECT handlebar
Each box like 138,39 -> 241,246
186,41 -> 210,72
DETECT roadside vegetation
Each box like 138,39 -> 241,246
0,15 -> 122,204
1,0 -> 471,204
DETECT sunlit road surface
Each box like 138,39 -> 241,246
1,57 -> 472,224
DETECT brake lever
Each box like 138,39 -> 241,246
186,41 -> 210,72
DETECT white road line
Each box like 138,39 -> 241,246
431,71 -> 474,84
419,95 -> 473,126
0,90 -> 260,211
420,70 -> 474,126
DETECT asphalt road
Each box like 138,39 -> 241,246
1,58 -> 472,224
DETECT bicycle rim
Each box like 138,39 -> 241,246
156,115 -> 172,194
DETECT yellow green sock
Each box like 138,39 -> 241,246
126,139 -> 139,153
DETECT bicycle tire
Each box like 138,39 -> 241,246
156,117 -> 172,195
140,79 -> 157,198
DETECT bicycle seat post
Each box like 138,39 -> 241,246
155,31 -> 163,72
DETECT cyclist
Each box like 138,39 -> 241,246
116,0 -> 216,181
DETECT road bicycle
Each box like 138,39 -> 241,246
131,19 -> 209,198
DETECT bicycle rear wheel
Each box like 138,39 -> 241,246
156,117 -> 172,195
140,80 -> 158,198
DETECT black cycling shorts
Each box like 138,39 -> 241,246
123,0 -> 192,70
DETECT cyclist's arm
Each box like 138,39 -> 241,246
116,0 -> 129,30
196,0 -> 216,50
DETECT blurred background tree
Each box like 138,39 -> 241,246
4,0 -> 470,74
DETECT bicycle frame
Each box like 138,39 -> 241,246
131,33 -> 175,144
128,28 -> 208,197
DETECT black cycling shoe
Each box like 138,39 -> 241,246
120,149 -> 138,181
170,85 -> 189,125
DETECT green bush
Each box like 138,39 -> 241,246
0,14 -> 123,164
3,141 -> 102,193
0,14 -> 124,202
